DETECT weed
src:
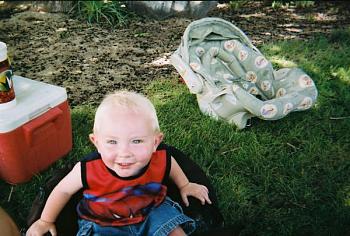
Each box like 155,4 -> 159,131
272,1 -> 288,10
229,1 -> 248,11
295,1 -> 315,9
271,1 -> 315,9
71,1 -> 131,27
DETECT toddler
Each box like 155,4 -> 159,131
26,90 -> 211,236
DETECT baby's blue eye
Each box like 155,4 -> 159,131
107,140 -> 117,144
132,139 -> 143,144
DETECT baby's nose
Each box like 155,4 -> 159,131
118,144 -> 132,157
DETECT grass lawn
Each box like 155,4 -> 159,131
1,29 -> 349,235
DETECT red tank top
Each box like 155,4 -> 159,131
77,149 -> 171,226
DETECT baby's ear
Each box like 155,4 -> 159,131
89,133 -> 97,146
154,132 -> 164,151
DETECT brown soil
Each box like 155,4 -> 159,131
0,1 -> 349,107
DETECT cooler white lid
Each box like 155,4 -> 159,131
0,75 -> 68,133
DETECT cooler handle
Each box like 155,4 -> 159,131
23,107 -> 63,145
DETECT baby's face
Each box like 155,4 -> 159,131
90,109 -> 162,178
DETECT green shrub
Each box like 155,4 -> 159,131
72,1 -> 131,26
271,1 -> 287,9
295,1 -> 315,8
229,1 -> 248,10
271,1 -> 315,9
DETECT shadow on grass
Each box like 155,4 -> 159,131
146,30 -> 350,235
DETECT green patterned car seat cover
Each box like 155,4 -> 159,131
170,17 -> 318,129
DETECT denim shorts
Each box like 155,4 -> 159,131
77,197 -> 196,236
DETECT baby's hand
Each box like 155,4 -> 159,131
180,182 -> 212,207
26,219 -> 56,236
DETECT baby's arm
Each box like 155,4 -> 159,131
26,162 -> 83,236
169,156 -> 212,206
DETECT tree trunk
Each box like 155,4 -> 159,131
29,1 -> 74,13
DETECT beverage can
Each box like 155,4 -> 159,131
0,42 -> 16,110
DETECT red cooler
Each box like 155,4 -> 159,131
0,75 -> 72,184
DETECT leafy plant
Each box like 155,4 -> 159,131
271,1 -> 315,9
72,1 -> 131,26
271,1 -> 289,9
295,1 -> 315,8
229,1 -> 248,10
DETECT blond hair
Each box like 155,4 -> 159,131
93,90 -> 160,133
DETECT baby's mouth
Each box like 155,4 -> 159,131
118,163 -> 133,168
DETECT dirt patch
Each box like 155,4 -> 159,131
0,1 -> 349,107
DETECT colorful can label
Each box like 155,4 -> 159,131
0,41 -> 16,107
0,60 -> 15,104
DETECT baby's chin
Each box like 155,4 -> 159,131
116,171 -> 135,178
114,166 -> 141,178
